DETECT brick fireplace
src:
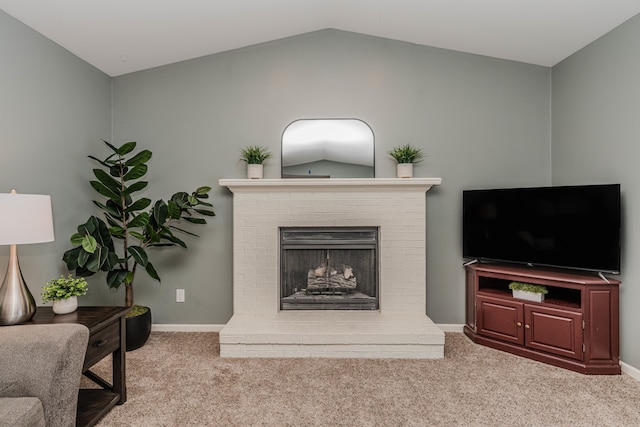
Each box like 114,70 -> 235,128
218,178 -> 444,358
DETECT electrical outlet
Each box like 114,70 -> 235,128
176,289 -> 185,303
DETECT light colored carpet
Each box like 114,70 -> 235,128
86,332 -> 640,426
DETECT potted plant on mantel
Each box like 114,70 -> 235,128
508,281 -> 548,303
62,140 -> 215,351
239,145 -> 271,179
388,144 -> 424,178
41,275 -> 89,315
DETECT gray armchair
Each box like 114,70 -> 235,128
0,323 -> 89,427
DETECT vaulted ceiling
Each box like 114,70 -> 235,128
2,0 -> 639,76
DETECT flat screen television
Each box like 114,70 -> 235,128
462,184 -> 621,274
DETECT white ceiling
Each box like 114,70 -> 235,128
2,0 -> 640,77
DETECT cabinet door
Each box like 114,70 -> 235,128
477,295 -> 524,345
525,305 -> 583,361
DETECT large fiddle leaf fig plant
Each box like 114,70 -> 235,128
62,140 -> 215,309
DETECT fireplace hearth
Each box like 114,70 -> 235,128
280,227 -> 378,310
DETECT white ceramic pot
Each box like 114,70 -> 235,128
52,296 -> 78,315
247,164 -> 264,179
512,290 -> 544,303
396,163 -> 414,178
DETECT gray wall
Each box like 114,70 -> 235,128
0,11 -> 116,306
552,14 -> 640,369
112,30 -> 551,325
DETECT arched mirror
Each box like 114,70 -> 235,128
282,119 -> 375,178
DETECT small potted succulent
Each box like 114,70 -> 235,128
42,275 -> 89,314
508,281 -> 548,303
388,144 -> 424,178
239,145 -> 271,179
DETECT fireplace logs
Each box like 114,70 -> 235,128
306,263 -> 357,293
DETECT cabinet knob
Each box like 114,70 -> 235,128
525,324 -> 530,330
516,322 -> 522,327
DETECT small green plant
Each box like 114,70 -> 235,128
239,145 -> 272,164
388,144 -> 424,164
42,275 -> 89,302
508,281 -> 549,294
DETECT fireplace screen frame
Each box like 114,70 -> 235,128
279,226 -> 380,311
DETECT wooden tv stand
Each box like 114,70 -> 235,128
464,263 -> 620,374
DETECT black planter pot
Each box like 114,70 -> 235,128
126,306 -> 152,351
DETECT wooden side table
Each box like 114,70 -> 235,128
27,306 -> 129,426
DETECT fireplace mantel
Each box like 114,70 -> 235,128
219,177 -> 442,192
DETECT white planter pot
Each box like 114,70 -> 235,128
52,296 -> 78,315
396,163 -> 413,178
512,290 -> 544,303
247,164 -> 264,179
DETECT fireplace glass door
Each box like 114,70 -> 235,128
280,227 -> 379,310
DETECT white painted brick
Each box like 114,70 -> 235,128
223,180 -> 442,356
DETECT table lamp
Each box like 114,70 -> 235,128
0,189 -> 55,325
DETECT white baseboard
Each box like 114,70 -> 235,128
436,323 -> 465,333
621,361 -> 640,381
152,324 -> 225,332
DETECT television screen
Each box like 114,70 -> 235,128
463,184 -> 621,274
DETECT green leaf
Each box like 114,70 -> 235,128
162,234 -> 187,248
107,269 -> 129,289
90,180 -> 120,202
170,226 -> 199,237
128,212 -> 150,228
195,186 -> 211,195
105,215 -> 120,229
167,200 -> 182,219
77,249 -> 90,267
188,195 -> 198,205
153,200 -> 168,226
124,150 -> 152,167
123,164 -> 148,181
123,181 -> 148,195
171,192 -> 189,208
125,198 -> 151,213
103,140 -> 119,153
127,246 -> 148,267
194,208 -> 215,217
91,217 -> 114,250
145,224 -> 161,243
183,217 -> 207,225
196,200 -> 213,208
117,141 -> 137,155
62,246 -> 82,271
70,233 -> 84,246
85,249 -> 103,273
88,155 -> 110,168
82,235 -> 98,253
93,169 -> 121,194
77,217 -> 96,235
109,226 -> 126,237
129,231 -> 145,241
104,252 -> 120,271
104,200 -> 123,218
145,262 -> 161,282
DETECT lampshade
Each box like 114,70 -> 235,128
0,189 -> 55,325
0,190 -> 54,245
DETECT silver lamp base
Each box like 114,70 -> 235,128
0,245 -> 36,325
